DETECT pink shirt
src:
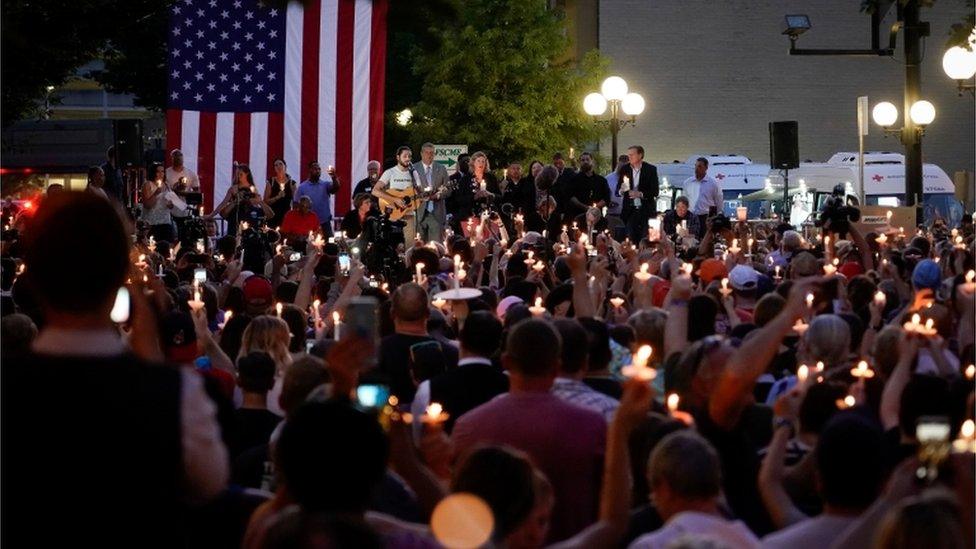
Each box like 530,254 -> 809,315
452,391 -> 606,542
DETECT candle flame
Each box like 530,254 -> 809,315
966,364 -> 975,380
806,293 -> 814,307
332,311 -> 340,323
224,310 -> 233,322
844,395 -> 856,407
963,420 -> 975,439
667,393 -> 680,413
275,302 -> 283,316
815,361 -> 825,372
635,345 -> 653,368
534,297 -> 543,308
427,402 -> 443,418
640,263 -> 649,274
797,364 -> 809,382
967,270 -> 975,284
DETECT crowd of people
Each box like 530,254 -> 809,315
1,141 -> 974,549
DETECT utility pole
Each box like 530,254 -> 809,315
901,0 -> 926,219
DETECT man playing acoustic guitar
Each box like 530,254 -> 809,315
373,145 -> 451,247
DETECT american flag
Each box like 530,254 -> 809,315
166,0 -> 388,214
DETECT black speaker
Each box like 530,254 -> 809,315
113,119 -> 144,168
769,121 -> 799,169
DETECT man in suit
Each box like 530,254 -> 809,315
619,145 -> 660,242
414,142 -> 452,243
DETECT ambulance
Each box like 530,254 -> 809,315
765,152 -> 964,227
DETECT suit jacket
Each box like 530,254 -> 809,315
413,161 -> 451,224
619,161 -> 660,217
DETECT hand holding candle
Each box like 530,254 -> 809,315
188,290 -> 205,312
529,297 -> 546,317
622,345 -> 656,381
422,402 -> 449,425
719,277 -> 732,297
634,263 -> 651,282
850,360 -> 875,379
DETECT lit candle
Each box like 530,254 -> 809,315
647,218 -> 661,241
622,345 -> 656,381
432,297 -> 447,310
797,364 -> 809,384
188,290 -> 205,311
874,290 -> 886,307
903,313 -> 938,336
479,180 -> 487,192
952,419 -> 976,453
964,270 -> 976,294
532,260 -> 545,272
954,236 -> 965,250
719,277 -> 732,297
850,360 -> 875,379
136,254 -> 147,268
774,265 -> 781,279
333,311 -> 342,341
823,235 -> 831,259
148,236 -> 156,253
805,292 -> 815,309
275,302 -> 283,317
610,297 -> 625,309
815,361 -> 825,373
196,239 -> 205,253
728,239 -> 741,254
311,299 -> 321,325
312,233 -> 326,249
634,263 -> 651,282
422,402 -> 448,425
836,395 -> 856,410
965,364 -> 975,380
666,393 -> 680,415
415,262 -> 425,284
886,210 -> 893,224
876,232 -> 888,246
523,250 -> 535,266
529,297 -> 547,317
823,258 -> 837,277
793,318 -> 809,334
746,238 -> 754,256
218,310 -> 233,330
680,262 -> 693,276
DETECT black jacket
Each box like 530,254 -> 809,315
619,161 -> 660,217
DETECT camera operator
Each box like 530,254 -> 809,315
697,212 -> 736,258
215,164 -> 273,236
816,184 -> 861,238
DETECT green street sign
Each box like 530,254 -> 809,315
434,144 -> 467,175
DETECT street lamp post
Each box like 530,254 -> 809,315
872,98 -> 936,220
942,44 -> 976,96
583,76 -> 645,163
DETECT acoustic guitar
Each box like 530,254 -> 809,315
377,180 -> 456,222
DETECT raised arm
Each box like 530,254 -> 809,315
759,390 -> 809,529
566,244 -> 596,318
880,333 -> 918,430
710,277 -> 819,430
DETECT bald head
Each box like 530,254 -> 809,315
391,283 -> 429,322
504,319 -> 561,377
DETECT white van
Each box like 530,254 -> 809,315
655,154 -> 770,217
766,152 -> 964,226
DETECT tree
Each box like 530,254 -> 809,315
402,0 -> 608,167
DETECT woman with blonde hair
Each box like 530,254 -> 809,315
238,315 -> 293,416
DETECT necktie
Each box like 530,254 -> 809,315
426,166 -> 434,212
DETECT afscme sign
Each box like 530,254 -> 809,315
434,144 -> 468,174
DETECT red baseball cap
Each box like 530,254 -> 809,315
242,275 -> 273,308
698,258 -> 728,285
838,261 -> 864,279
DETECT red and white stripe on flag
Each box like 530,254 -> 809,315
166,0 -> 388,216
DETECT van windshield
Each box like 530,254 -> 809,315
865,193 -> 964,227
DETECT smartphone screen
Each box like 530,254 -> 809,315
345,296 -> 379,345
289,252 -> 302,262
356,384 -> 390,409
193,268 -> 207,283
338,253 -> 351,275
110,287 -> 130,324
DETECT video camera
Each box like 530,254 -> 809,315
240,224 -> 280,273
708,213 -> 733,233
815,184 -> 860,236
